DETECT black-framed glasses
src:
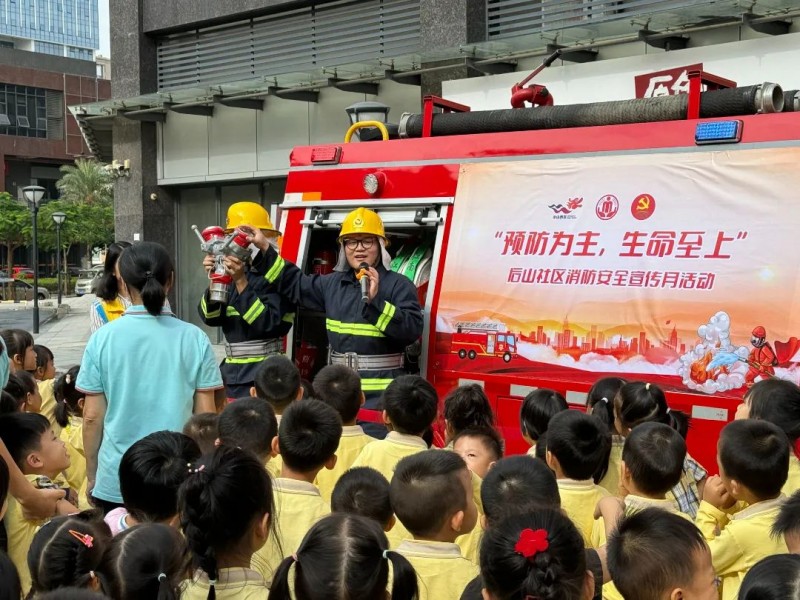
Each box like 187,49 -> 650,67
343,237 -> 376,250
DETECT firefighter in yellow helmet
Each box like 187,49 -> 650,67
198,202 -> 296,398
242,207 -> 423,437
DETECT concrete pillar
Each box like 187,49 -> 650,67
109,1 -> 175,252
419,0 -> 486,97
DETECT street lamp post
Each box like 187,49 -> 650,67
52,212 -> 66,306
23,185 -> 46,333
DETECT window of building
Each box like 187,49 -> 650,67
36,41 -> 64,56
67,45 -> 91,60
0,84 -> 54,139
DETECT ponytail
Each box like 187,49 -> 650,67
615,381 -> 690,439
385,550 -> 419,600
587,377 -> 626,433
96,241 -> 132,301
267,555 -> 295,600
117,242 -> 173,317
54,366 -> 83,428
267,513 -> 414,600
480,509 -> 587,600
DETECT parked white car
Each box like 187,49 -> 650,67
74,267 -> 103,296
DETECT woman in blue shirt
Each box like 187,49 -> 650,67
77,242 -> 223,512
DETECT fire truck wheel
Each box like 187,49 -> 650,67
468,350 -> 477,360
458,349 -> 467,359
503,352 -> 512,363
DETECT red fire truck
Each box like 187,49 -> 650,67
451,322 -> 517,363
278,63 -> 800,469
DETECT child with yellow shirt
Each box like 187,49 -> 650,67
180,446 -> 273,599
735,378 -> 800,496
313,365 -> 374,501
545,410 -> 611,549
269,513 -> 420,600
52,367 -> 89,509
250,355 -> 304,479
216,396 -> 278,468
0,412 -> 71,595
519,388 -> 567,458
33,345 -> 58,433
391,450 -> 479,600
252,398 -> 341,584
332,466 -> 395,532
696,419 -> 790,600
351,375 -> 439,548
608,508 -> 719,600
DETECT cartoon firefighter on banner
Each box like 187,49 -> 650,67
198,202 -> 296,398
746,326 -> 778,386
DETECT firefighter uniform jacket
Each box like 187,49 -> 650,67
252,246 -> 423,410
198,269 -> 295,397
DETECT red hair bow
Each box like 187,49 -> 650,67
514,528 -> 549,561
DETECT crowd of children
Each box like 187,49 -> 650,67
5,323 -> 800,599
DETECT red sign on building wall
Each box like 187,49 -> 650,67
634,63 -> 703,98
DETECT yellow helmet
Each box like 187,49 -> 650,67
338,207 -> 387,244
226,202 -> 279,235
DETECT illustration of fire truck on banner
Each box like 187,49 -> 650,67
450,322 -> 517,363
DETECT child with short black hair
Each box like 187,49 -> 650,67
0,329 -> 35,374
773,489 -> 800,553
620,421 -> 687,516
352,375 -> 438,481
252,355 -> 303,418
587,376 -> 626,495
105,431 -> 200,536
698,419 -> 790,599
452,427 -> 503,479
253,398 -> 341,584
217,396 -> 277,464
545,409 -> 611,548
331,466 -> 393,531
27,512 -> 111,595
481,455 -> 561,526
33,345 -> 55,382
182,413 -> 219,456
391,450 -> 478,600
738,378 -> 800,496
442,384 -> 495,447
615,381 -> 706,517
54,366 -> 88,509
608,508 -> 718,600
0,550 -> 20,600
33,345 -> 58,436
4,371 -> 42,414
0,412 -> 71,593
520,388 -> 567,456
313,364 -> 373,501
269,513 -> 419,600
180,446 -> 274,598
739,554 -> 800,600
98,523 -> 189,600
480,509 -> 594,600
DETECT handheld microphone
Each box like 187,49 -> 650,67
358,262 -> 370,303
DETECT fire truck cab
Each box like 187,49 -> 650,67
277,75 -> 800,471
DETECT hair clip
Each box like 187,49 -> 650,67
65,374 -> 71,385
158,573 -> 167,583
291,553 -> 298,562
600,396 -> 608,404
382,550 -> 390,560
514,528 -> 549,562
666,407 -> 671,415
187,464 -> 205,474
208,579 -> 217,586
68,530 -> 94,548
645,382 -> 651,390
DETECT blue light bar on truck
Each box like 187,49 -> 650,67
695,120 -> 743,145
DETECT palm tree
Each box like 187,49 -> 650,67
56,158 -> 113,205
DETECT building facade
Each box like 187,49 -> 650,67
79,0 -> 799,330
0,0 -> 98,59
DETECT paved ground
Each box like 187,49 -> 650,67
1,294 -> 226,372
